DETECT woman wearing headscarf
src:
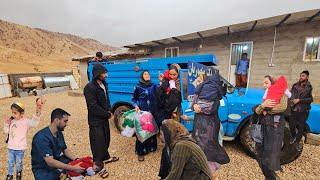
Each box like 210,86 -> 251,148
155,64 -> 182,122
159,119 -> 212,180
157,64 -> 183,179
191,72 -> 230,178
132,71 -> 158,161
254,75 -> 288,180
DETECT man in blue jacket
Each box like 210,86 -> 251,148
235,53 -> 250,88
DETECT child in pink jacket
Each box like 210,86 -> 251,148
4,98 -> 45,180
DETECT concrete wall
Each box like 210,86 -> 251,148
79,61 -> 89,88
134,20 -> 320,100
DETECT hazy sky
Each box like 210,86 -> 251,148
0,0 -> 319,47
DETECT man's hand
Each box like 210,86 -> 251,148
261,99 -> 276,108
69,163 -> 85,174
193,104 -> 201,113
292,99 -> 300,105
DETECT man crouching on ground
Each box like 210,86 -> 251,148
31,108 -> 84,179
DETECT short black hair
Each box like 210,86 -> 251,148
51,108 -> 70,123
96,52 -> 103,58
242,53 -> 248,56
301,70 -> 309,76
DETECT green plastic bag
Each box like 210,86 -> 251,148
121,109 -> 136,128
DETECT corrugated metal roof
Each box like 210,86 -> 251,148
124,9 -> 320,48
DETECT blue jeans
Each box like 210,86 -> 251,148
7,149 -> 25,175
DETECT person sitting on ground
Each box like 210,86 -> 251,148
31,108 -> 86,179
159,119 -> 212,180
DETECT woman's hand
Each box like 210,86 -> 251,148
181,115 -> 189,121
193,104 -> 201,113
158,73 -> 164,81
172,112 -> 177,118
261,99 -> 276,108
135,106 -> 140,112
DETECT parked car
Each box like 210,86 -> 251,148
88,54 -> 320,164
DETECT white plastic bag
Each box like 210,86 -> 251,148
121,126 -> 135,137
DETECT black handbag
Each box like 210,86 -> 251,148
250,113 -> 263,143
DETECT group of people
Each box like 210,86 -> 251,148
3,49 -> 313,180
130,63 -> 230,180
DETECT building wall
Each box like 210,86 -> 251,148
136,20 -> 320,99
80,61 -> 89,88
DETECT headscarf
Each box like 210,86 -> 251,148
163,64 -> 181,93
139,71 -> 152,87
195,72 -> 222,101
161,119 -> 194,150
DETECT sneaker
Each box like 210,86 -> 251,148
6,175 -> 13,180
16,171 -> 22,180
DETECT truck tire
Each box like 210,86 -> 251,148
240,117 -> 303,165
113,105 -> 132,132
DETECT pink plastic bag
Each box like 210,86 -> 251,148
134,111 -> 159,143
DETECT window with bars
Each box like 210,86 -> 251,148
303,37 -> 320,61
165,47 -> 179,57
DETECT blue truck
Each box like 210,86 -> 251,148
88,54 -> 320,164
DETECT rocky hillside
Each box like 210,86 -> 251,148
0,19 -> 117,73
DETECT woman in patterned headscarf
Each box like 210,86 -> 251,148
159,119 -> 212,180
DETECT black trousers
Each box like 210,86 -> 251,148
256,117 -> 284,180
135,135 -> 157,156
89,122 -> 111,166
258,161 -> 278,180
158,146 -> 171,179
289,111 -> 309,143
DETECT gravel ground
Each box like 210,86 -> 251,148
0,92 -> 319,180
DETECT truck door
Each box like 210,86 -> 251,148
179,69 -> 194,131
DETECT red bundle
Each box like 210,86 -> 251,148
67,156 -> 94,177
264,76 -> 288,103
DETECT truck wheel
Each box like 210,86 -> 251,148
240,117 -> 303,165
113,105 -> 132,132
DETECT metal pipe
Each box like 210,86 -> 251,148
270,27 -> 277,67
